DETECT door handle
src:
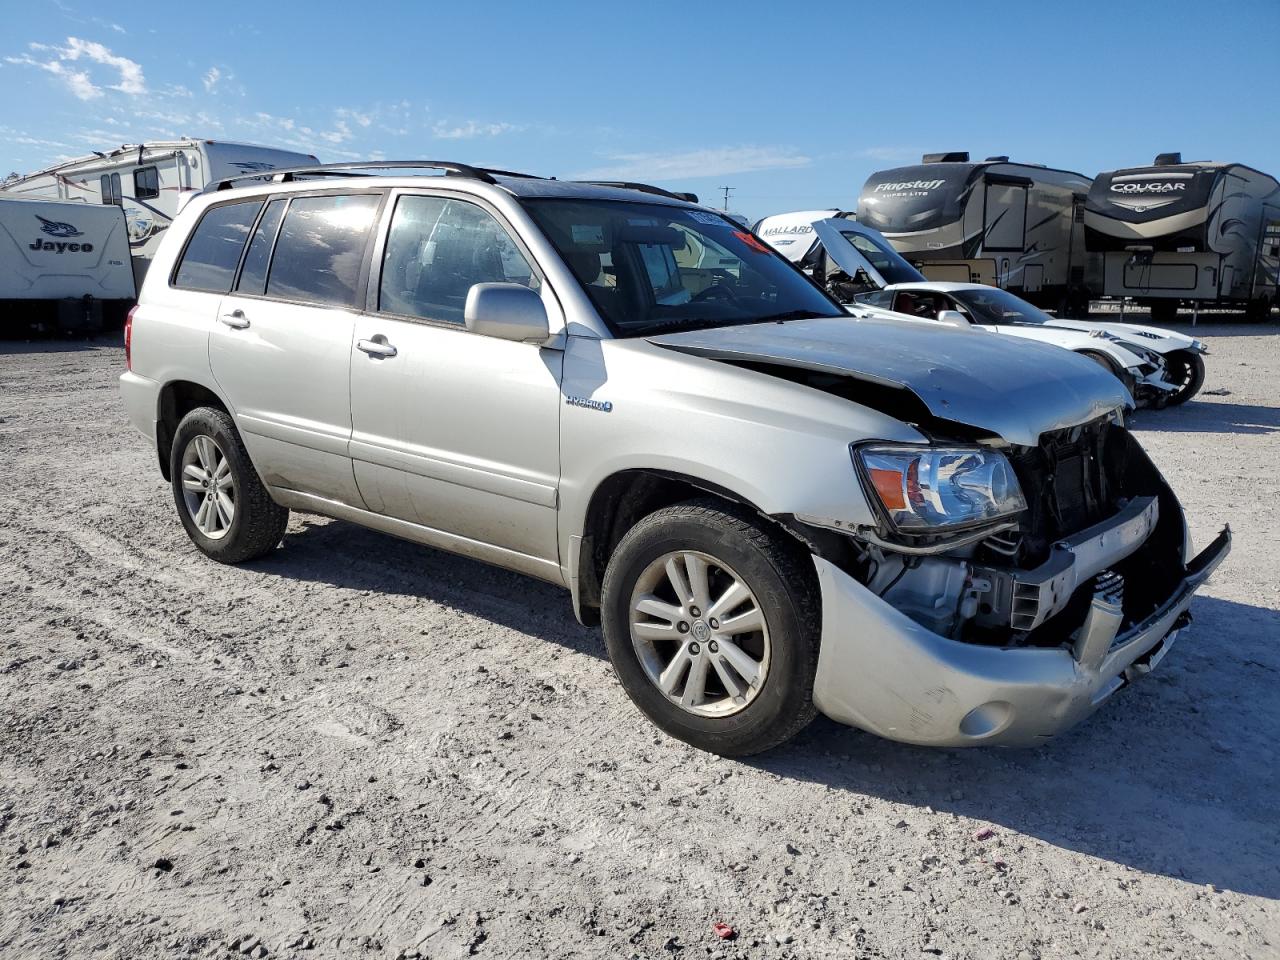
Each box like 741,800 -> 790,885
219,310 -> 250,329
356,337 -> 398,358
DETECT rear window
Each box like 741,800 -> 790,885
264,194 -> 381,307
173,200 -> 263,293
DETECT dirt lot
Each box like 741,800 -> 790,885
1,326 -> 1277,960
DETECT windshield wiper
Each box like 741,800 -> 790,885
753,310 -> 826,324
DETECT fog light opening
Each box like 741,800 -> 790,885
959,701 -> 1013,739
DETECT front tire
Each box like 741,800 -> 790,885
1162,349 -> 1207,405
170,406 -> 289,563
600,499 -> 819,756
1079,350 -> 1138,400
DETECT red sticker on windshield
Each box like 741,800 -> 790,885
734,230 -> 772,254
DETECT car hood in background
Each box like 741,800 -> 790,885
1042,319 -> 1199,352
650,316 -> 1128,447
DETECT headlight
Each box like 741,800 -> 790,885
854,445 -> 1027,533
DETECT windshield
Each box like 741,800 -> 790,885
951,287 -> 1057,325
828,227 -> 925,284
521,199 -> 844,337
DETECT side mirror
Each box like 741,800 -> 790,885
936,310 -> 970,328
465,282 -> 549,343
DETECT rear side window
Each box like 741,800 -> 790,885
236,198 -> 287,296
134,166 -> 160,200
265,194 -> 380,307
173,200 -> 263,293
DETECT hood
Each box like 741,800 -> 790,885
650,316 -> 1127,447
1042,318 -> 1198,352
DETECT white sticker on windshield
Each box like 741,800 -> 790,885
688,211 -> 724,225
571,224 -> 604,246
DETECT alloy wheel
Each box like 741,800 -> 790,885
628,550 -> 771,718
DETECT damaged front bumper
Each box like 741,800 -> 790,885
810,525 -> 1231,747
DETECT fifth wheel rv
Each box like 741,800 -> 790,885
1084,153 -> 1280,323
857,152 -> 1094,312
1,139 -> 317,287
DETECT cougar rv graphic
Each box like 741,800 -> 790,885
36,215 -> 83,238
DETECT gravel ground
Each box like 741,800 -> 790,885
1,326 -> 1277,960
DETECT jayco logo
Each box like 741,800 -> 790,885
36,214 -> 84,239
874,179 -> 946,193
31,214 -> 92,253
1110,182 -> 1186,195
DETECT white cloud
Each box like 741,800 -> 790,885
575,145 -> 811,181
5,36 -> 145,99
858,146 -> 923,162
202,66 -> 220,91
432,119 -> 521,140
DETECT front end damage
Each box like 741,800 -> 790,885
797,416 -> 1230,746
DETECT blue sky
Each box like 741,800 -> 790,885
2,0 -> 1277,220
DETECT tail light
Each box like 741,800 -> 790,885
124,305 -> 137,371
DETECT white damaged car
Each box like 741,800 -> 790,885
757,212 -> 1210,406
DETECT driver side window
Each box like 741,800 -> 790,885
379,195 -> 539,325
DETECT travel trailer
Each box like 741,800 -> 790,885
0,196 -> 135,333
857,152 -> 1095,312
1084,153 -> 1280,322
1,140 -> 317,286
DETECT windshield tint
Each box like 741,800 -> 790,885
832,229 -> 925,284
951,287 -> 1056,324
521,199 -> 843,336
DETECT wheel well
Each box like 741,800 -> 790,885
156,381 -> 229,480
575,470 -> 801,625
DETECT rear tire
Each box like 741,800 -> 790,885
600,499 -> 819,756
170,406 -> 289,563
1162,350 -> 1206,405
1245,297 -> 1272,323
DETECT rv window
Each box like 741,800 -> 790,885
378,195 -> 539,325
265,194 -> 380,308
236,198 -> 287,296
134,166 -> 160,200
173,200 -> 264,293
100,173 -> 122,206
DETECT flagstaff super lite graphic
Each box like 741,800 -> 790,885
0,196 -> 135,333
1084,153 -> 1280,323
1,139 -> 317,287
857,152 -> 1095,312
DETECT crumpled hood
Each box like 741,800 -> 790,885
650,316 -> 1128,447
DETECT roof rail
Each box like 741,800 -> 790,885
576,181 -> 699,203
208,160 -> 507,192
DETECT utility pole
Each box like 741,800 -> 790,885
719,185 -> 735,211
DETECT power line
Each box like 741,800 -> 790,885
718,185 -> 735,211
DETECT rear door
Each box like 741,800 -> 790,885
209,190 -> 384,506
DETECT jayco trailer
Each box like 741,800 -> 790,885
0,196 -> 135,333
1,139 -> 317,286
857,152 -> 1094,312
1084,153 -> 1280,322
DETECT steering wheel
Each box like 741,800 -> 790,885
691,284 -> 739,303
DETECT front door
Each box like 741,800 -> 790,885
209,190 -> 383,506
348,191 -> 564,576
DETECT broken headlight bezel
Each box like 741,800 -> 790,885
852,443 -> 1028,537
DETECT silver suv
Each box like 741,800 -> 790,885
120,161 -> 1229,755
